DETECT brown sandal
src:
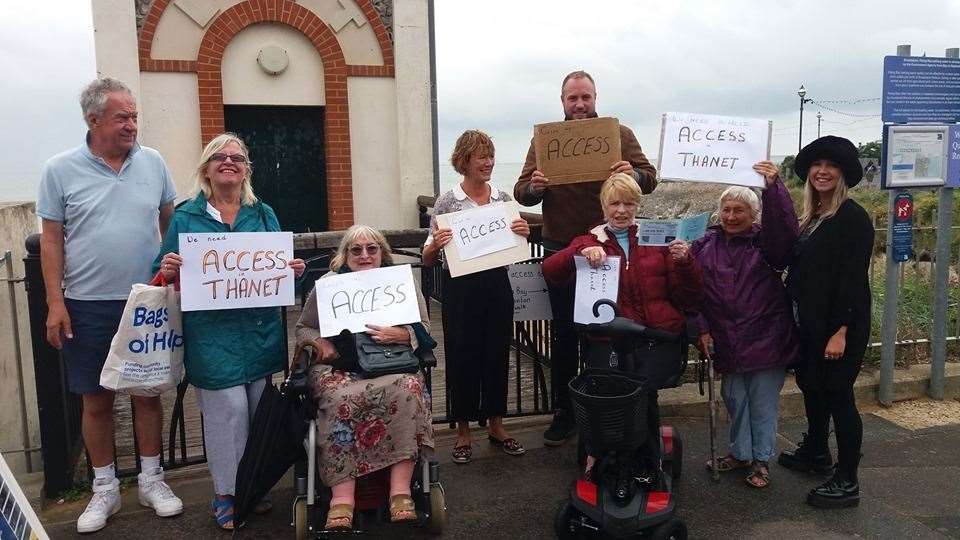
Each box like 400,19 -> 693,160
705,455 -> 751,473
452,444 -> 472,464
745,461 -> 770,488
389,494 -> 417,523
324,504 -> 354,530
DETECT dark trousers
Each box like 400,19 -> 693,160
801,385 -> 863,479
442,267 -> 513,422
544,242 -> 580,412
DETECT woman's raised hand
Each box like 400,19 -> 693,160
580,246 -> 607,269
667,239 -> 691,262
752,161 -> 780,187
160,253 -> 183,281
290,258 -> 306,277
510,218 -> 530,238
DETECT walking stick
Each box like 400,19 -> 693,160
698,346 -> 720,482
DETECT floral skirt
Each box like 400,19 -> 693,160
308,364 -> 434,486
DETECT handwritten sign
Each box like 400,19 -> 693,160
534,117 -> 622,184
657,112 -> 771,188
314,265 -> 421,337
574,255 -> 621,324
508,263 -> 553,321
179,232 -> 295,311
436,201 -> 530,277
637,212 -> 710,246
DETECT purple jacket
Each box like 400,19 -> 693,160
690,180 -> 800,374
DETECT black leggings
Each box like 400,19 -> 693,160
801,385 -> 863,480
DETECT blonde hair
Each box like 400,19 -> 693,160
719,186 -> 761,223
799,174 -> 849,232
329,224 -> 395,272
191,133 -> 258,205
450,130 -> 494,175
600,173 -> 642,207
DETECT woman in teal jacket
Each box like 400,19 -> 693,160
154,133 -> 304,530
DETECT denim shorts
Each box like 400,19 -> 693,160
60,298 -> 127,394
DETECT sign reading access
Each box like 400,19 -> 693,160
533,117 -> 622,185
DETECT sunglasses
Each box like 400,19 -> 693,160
349,244 -> 381,256
209,153 -> 248,164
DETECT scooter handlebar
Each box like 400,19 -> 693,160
586,300 -> 680,343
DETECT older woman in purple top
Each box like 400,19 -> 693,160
691,161 -> 799,488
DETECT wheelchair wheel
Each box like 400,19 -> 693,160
554,500 -> 578,539
293,498 -> 309,540
426,483 -> 447,535
650,518 -> 688,540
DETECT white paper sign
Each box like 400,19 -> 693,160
574,255 -> 621,324
179,232 -> 295,312
447,203 -> 517,260
436,201 -> 530,277
314,265 -> 421,337
637,212 -> 711,246
657,112 -> 771,188
508,263 -> 553,321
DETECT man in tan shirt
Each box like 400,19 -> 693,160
513,70 -> 658,445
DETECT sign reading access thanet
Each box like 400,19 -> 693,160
891,191 -> 913,262
882,56 -> 960,123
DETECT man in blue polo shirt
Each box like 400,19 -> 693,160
37,78 -> 183,533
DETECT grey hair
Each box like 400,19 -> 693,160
330,225 -> 394,272
718,186 -> 761,223
80,78 -> 133,124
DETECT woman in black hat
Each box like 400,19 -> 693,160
777,136 -> 874,508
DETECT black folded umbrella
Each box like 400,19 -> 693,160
233,378 -> 310,525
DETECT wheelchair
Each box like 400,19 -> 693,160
285,343 -> 447,538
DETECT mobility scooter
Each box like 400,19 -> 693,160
555,300 -> 688,539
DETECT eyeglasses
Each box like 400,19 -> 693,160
349,244 -> 381,256
209,153 -> 248,164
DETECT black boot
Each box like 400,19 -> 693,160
543,409 -> 577,446
778,432 -> 833,475
806,472 -> 859,508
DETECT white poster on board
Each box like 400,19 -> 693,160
573,255 -> 621,324
314,264 -> 421,337
508,263 -> 553,321
179,232 -> 295,312
657,112 -> 771,187
436,201 -> 530,277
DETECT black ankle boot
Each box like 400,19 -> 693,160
778,432 -> 833,475
806,472 -> 859,508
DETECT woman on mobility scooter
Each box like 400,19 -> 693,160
542,172 -> 703,465
295,225 -> 436,532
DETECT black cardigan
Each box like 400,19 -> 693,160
786,199 -> 874,390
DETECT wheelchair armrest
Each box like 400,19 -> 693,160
416,347 -> 437,369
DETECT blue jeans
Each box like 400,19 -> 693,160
720,367 -> 786,462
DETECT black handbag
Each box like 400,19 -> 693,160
329,330 -> 419,377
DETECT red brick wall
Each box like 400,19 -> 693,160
138,0 -> 396,230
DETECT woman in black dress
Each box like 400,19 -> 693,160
778,136 -> 874,508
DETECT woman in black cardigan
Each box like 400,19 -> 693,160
778,136 -> 874,508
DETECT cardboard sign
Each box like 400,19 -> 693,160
436,201 -> 530,277
657,112 -> 771,188
533,117 -> 622,184
574,255 -> 621,324
0,454 -> 50,540
637,212 -> 710,246
314,264 -> 421,337
179,232 -> 296,312
508,263 -> 553,321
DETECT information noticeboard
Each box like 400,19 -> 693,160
881,125 -> 949,189
882,56 -> 960,124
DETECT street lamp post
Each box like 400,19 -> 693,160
798,85 -> 813,152
817,111 -> 822,138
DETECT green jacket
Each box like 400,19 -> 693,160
153,193 -> 285,390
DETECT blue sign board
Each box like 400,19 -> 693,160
948,125 -> 960,188
891,192 -> 913,262
882,56 -> 960,123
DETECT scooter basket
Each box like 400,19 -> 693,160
569,370 -> 648,453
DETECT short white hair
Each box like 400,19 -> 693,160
80,78 -> 133,124
718,186 -> 761,222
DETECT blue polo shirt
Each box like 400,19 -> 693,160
36,138 -> 177,300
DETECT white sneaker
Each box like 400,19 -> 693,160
137,468 -> 184,517
76,478 -> 121,533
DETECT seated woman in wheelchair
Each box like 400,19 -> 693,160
295,224 -> 434,531
541,173 -> 703,473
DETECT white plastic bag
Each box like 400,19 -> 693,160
100,278 -> 185,396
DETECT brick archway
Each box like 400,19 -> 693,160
136,0 -> 398,229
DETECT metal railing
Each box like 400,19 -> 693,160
0,251 -> 37,474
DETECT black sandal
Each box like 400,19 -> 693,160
452,444 -> 472,464
746,461 -> 770,488
488,435 -> 526,456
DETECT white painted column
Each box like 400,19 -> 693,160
393,0 -> 435,228
90,0 -> 142,102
